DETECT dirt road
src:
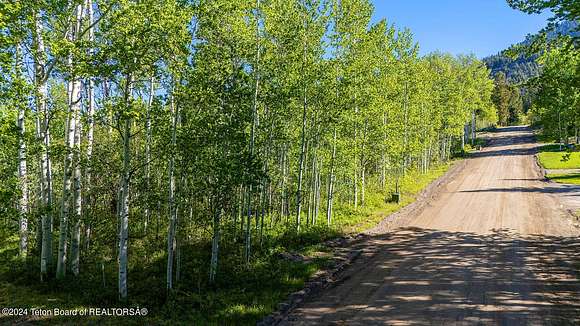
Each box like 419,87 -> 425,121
282,126 -> 580,325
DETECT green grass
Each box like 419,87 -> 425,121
537,144 -> 580,170
332,163 -> 452,234
546,173 -> 580,185
0,162 -> 455,325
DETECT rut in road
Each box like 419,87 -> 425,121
282,126 -> 580,325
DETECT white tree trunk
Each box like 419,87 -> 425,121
35,7 -> 53,278
326,127 -> 336,225
296,35 -> 308,230
56,103 -> 76,278
175,231 -> 181,283
145,76 -> 154,234
71,110 -> 82,276
360,119 -> 367,207
56,3 -> 84,279
279,146 -> 287,221
84,0 -> 95,251
296,89 -> 307,231
353,132 -> 358,208
15,43 -> 29,257
471,110 -> 476,145
209,207 -> 221,283
245,0 -> 261,262
118,119 -> 131,299
118,75 -> 132,300
166,96 -> 178,291
353,105 -> 358,209
314,161 -> 321,224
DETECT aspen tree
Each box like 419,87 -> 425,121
57,3 -> 84,279
33,5 -> 54,279
166,94 -> 178,291
15,43 -> 29,257
83,0 -> 95,251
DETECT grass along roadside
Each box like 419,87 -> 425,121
332,163 -> 453,234
0,162 -> 455,325
546,173 -> 580,185
537,144 -> 580,170
537,144 -> 580,185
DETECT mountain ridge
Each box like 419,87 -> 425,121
482,21 -> 578,83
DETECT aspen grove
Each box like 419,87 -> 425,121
0,0 -> 496,322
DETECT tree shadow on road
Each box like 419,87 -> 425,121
469,126 -> 541,158
459,186 -> 580,197
288,227 -> 580,325
471,146 -> 539,158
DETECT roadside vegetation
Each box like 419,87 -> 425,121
536,144 -> 580,185
537,144 -> 580,170
546,173 -> 580,185
536,143 -> 579,185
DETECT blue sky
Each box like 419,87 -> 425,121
370,0 -> 551,58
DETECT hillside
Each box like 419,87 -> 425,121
483,21 -> 578,83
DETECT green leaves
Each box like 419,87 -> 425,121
99,0 -> 192,77
529,41 -> 580,139
507,0 -> 580,23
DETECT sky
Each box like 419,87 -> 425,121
370,0 -> 551,58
